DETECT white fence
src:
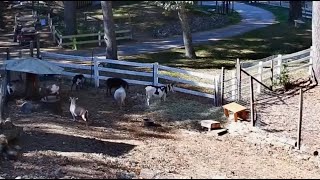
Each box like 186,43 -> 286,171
40,46 -> 313,106
41,51 -> 221,104
47,14 -> 133,47
222,47 -> 312,102
255,1 -> 312,20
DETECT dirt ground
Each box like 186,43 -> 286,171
1,77 -> 320,179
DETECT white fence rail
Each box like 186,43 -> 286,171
41,51 -> 220,105
255,1 -> 312,19
222,47 -> 313,103
47,14 -> 133,48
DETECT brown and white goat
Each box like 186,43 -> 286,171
69,97 -> 90,126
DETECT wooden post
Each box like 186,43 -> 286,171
236,58 -> 241,101
6,48 -> 10,60
277,54 -> 282,82
220,67 -> 225,105
30,41 -> 34,57
231,70 -> 237,100
19,50 -> 22,58
153,62 -> 159,86
91,49 -> 94,86
36,33 -> 40,58
93,58 -> 99,88
213,77 -> 217,106
214,75 -> 221,106
59,35 -> 62,47
98,31 -> 101,46
257,61 -> 263,93
309,46 -> 313,77
6,48 -> 10,83
271,59 -> 274,90
297,88 -> 303,150
52,26 -> 56,42
250,76 -> 255,126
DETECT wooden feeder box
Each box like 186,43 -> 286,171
200,120 -> 221,131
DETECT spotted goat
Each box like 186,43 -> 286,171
145,83 -> 175,106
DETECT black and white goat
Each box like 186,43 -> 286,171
71,74 -> 85,91
69,97 -> 90,126
106,77 -> 129,96
114,86 -> 126,109
145,83 -> 175,106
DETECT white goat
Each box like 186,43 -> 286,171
145,83 -> 175,106
114,86 -> 126,109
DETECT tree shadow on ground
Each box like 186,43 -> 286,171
17,130 -> 136,157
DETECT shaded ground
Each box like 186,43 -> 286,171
1,76 -> 320,179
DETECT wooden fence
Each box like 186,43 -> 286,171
47,14 -> 133,47
41,51 -> 220,105
222,47 -> 312,103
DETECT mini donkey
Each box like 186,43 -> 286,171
69,97 -> 90,126
114,86 -> 126,109
145,83 -> 175,106
71,74 -> 85,91
106,77 -> 129,96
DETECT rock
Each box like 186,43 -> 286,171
139,169 -> 155,179
0,177 -> 5,179
116,171 -> 136,179
6,149 -> 19,160
15,176 -> 21,179
14,145 -> 21,151
21,102 -> 33,114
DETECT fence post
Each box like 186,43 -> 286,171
250,76 -> 255,126
309,46 -> 313,77
236,58 -> 241,101
36,33 -> 40,59
52,26 -> 56,42
270,59 -> 274,90
30,41 -> 34,57
231,70 -> 237,100
58,35 -> 62,47
19,50 -> 22,58
98,31 -> 101,46
276,54 -> 282,82
153,62 -> 159,86
93,58 -> 100,88
214,75 -> 221,106
296,88 -> 303,150
213,77 -> 217,106
6,48 -> 10,84
257,61 -> 263,93
220,67 -> 225,105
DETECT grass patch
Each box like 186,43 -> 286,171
122,3 -> 311,69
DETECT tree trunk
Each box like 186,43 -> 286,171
101,1 -> 118,60
312,1 -> 320,82
178,5 -> 196,59
63,1 -> 77,35
288,1 -> 302,23
226,1 -> 229,14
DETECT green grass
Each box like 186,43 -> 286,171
123,3 -> 312,69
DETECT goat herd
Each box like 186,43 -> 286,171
7,74 -> 176,126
